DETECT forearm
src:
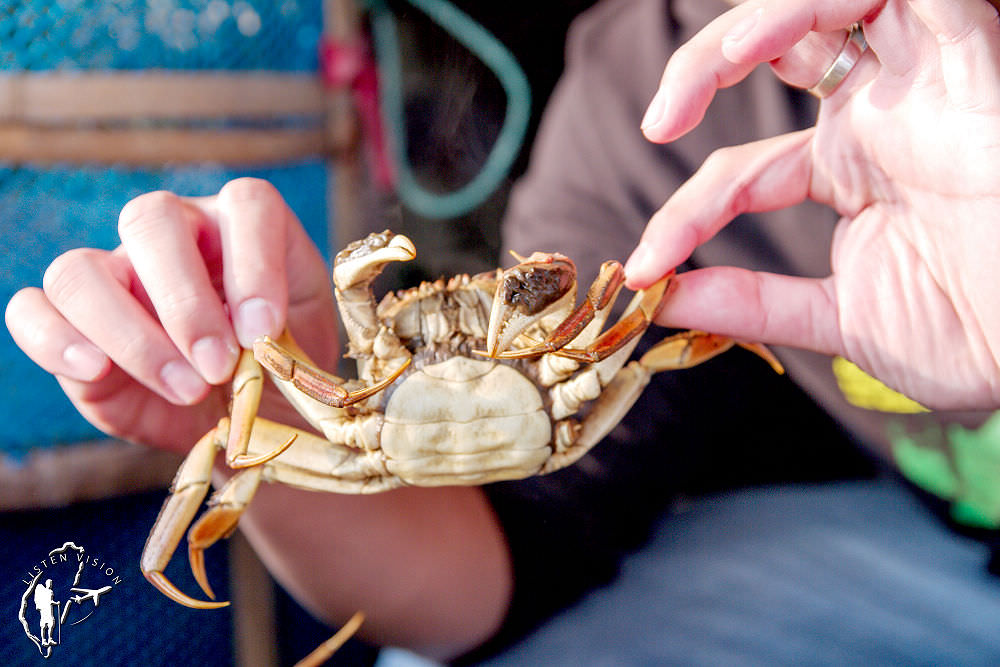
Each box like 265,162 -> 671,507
238,481 -> 512,660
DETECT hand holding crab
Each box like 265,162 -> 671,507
5,182 -> 515,656
4,179 -> 340,454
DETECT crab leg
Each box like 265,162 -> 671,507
492,260 -> 626,359
187,465 -> 265,601
640,331 -> 785,375
224,349 -> 261,467
224,348 -> 297,468
141,420 -> 229,610
243,417 -> 403,493
255,334 -> 411,408
296,611 -> 367,667
550,271 -> 672,364
543,331 -> 784,474
546,274 -> 669,417
145,416 -> 364,610
542,361 -> 651,474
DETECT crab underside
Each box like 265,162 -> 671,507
140,229 -> 783,624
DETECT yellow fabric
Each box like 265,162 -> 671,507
832,356 -> 928,414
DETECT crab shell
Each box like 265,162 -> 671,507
341,272 -> 569,485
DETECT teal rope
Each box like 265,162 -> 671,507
366,0 -> 532,219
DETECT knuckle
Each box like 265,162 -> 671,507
118,190 -> 182,241
218,177 -> 279,208
725,183 -> 753,223
4,288 -> 45,344
42,248 -> 103,305
117,331 -> 157,364
703,144 -> 736,170
4,287 -> 35,323
157,288 -> 207,325
667,42 -> 701,77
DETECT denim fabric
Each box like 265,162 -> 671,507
467,478 -> 1000,666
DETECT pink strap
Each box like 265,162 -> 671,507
320,37 -> 395,189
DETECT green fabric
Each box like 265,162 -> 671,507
893,412 -> 1000,529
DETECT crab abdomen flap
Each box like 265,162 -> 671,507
382,357 -> 551,483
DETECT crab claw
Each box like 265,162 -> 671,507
332,231 -> 417,291
484,252 -> 577,358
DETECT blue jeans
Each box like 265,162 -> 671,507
462,478 -> 1000,666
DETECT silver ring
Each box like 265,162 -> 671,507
807,24 -> 867,98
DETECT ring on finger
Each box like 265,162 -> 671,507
807,24 -> 867,99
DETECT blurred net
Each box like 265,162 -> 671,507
0,0 -> 321,71
0,0 -> 331,460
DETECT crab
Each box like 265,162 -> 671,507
140,230 -> 783,611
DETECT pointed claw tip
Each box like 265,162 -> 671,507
737,342 -> 785,375
143,570 -> 229,610
388,234 -> 417,259
508,249 -> 528,263
227,432 -> 297,468
188,547 -> 217,600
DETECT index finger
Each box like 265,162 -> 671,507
641,0 -> 889,143
212,178 -> 292,348
118,190 -> 240,386
210,178 -> 334,351
625,129 -> 815,288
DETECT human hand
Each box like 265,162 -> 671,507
5,178 -> 339,453
625,0 -> 1000,410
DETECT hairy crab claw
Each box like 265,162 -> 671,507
481,252 -> 577,358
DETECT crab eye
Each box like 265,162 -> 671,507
501,265 -> 573,315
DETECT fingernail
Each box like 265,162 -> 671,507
722,8 -> 762,51
62,342 -> 109,381
624,241 -> 653,286
161,360 -> 207,404
191,336 -> 239,384
640,88 -> 668,132
235,298 -> 278,347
